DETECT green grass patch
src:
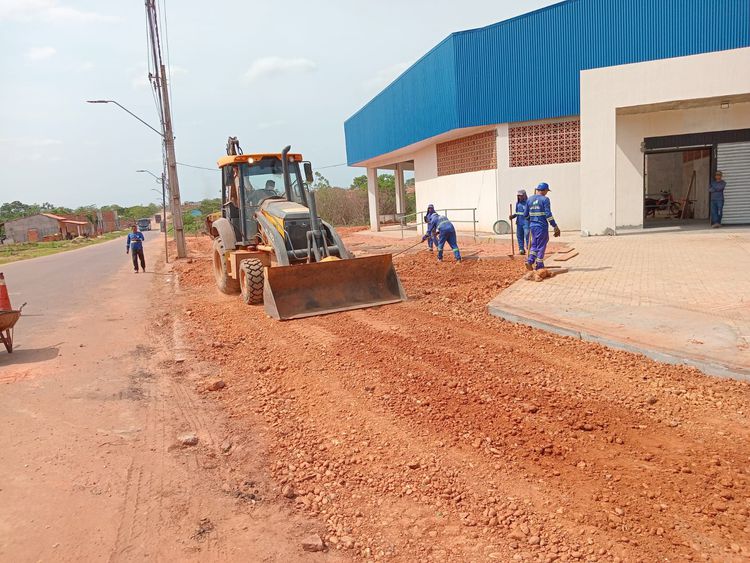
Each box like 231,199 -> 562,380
0,230 -> 127,265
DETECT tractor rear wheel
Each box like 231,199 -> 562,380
239,258 -> 265,305
212,237 -> 240,294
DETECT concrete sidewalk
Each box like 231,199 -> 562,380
488,227 -> 750,380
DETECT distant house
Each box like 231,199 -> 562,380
96,210 -> 120,233
3,213 -> 93,243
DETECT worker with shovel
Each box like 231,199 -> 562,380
423,213 -> 462,263
524,182 -> 560,271
509,189 -> 530,255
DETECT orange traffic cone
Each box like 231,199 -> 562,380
0,272 -> 12,311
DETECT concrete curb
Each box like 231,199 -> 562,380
487,300 -> 750,382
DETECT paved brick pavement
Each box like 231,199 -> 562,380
489,227 -> 750,379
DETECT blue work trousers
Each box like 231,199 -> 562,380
516,222 -> 530,253
710,198 -> 724,225
527,224 -> 549,269
437,227 -> 461,261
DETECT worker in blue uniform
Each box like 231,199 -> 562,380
424,203 -> 438,251
509,189 -> 530,254
126,224 -> 146,273
523,182 -> 560,271
423,213 -> 461,262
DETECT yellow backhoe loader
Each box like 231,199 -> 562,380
208,137 -> 406,320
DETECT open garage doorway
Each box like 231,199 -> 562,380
644,149 -> 711,227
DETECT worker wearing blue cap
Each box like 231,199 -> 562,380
523,182 -> 560,271
509,189 -> 530,254
423,213 -> 461,262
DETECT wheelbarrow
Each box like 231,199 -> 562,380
0,303 -> 25,353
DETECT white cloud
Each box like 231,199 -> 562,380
257,120 -> 286,130
364,62 -> 411,94
0,137 -> 62,147
243,57 -> 317,83
0,0 -> 117,23
26,46 -> 57,60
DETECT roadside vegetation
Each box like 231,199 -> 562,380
0,230 -> 127,265
313,172 -> 416,226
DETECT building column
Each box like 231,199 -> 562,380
367,167 -> 380,232
394,163 -> 405,216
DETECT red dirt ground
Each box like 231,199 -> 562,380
170,233 -> 750,562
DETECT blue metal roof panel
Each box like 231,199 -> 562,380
344,37 -> 458,166
345,0 -> 750,165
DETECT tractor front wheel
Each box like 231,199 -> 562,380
239,258 -> 265,305
212,237 -> 240,294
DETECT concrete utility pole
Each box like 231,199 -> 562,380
145,0 -> 186,258
137,169 -> 169,263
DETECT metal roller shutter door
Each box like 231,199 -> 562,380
717,142 -> 750,225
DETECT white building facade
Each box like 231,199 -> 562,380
344,1 -> 750,235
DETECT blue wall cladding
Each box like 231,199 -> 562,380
344,37 -> 458,167
345,0 -> 750,165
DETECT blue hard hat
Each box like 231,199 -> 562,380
537,182 -> 550,191
427,203 -> 435,209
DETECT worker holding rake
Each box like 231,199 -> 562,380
509,189 -> 530,254
423,204 -> 438,252
524,182 -> 560,271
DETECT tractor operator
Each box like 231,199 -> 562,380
423,212 -> 462,263
509,189 -> 530,255
524,182 -> 560,271
126,224 -> 146,273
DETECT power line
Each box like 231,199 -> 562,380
176,161 -> 215,171
316,162 -> 347,170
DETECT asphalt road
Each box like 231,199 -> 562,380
1,231 -> 159,350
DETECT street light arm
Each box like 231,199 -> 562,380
86,100 -> 163,137
136,169 -> 163,182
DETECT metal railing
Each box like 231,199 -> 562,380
395,208 -> 477,241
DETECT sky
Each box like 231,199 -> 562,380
0,0 -> 557,208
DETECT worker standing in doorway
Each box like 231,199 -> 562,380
709,170 -> 726,228
509,189 -> 530,254
423,213 -> 462,263
126,225 -> 146,273
424,203 -> 438,252
524,182 -> 560,271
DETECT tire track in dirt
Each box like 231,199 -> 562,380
172,236 -> 750,561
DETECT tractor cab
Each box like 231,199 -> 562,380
218,152 -> 312,245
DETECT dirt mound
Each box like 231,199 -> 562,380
171,236 -> 750,561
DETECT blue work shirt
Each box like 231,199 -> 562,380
709,180 -> 726,201
427,214 -> 454,234
127,231 -> 144,251
514,200 -> 528,225
524,195 -> 558,228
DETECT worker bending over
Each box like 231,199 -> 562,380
524,182 -> 560,271
423,213 -> 461,262
423,203 -> 438,252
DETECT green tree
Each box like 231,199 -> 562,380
347,174 -> 415,219
182,211 -> 201,235
313,171 -> 331,190
198,198 -> 221,216
350,175 -> 367,191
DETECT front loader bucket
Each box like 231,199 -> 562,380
263,254 -> 406,320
